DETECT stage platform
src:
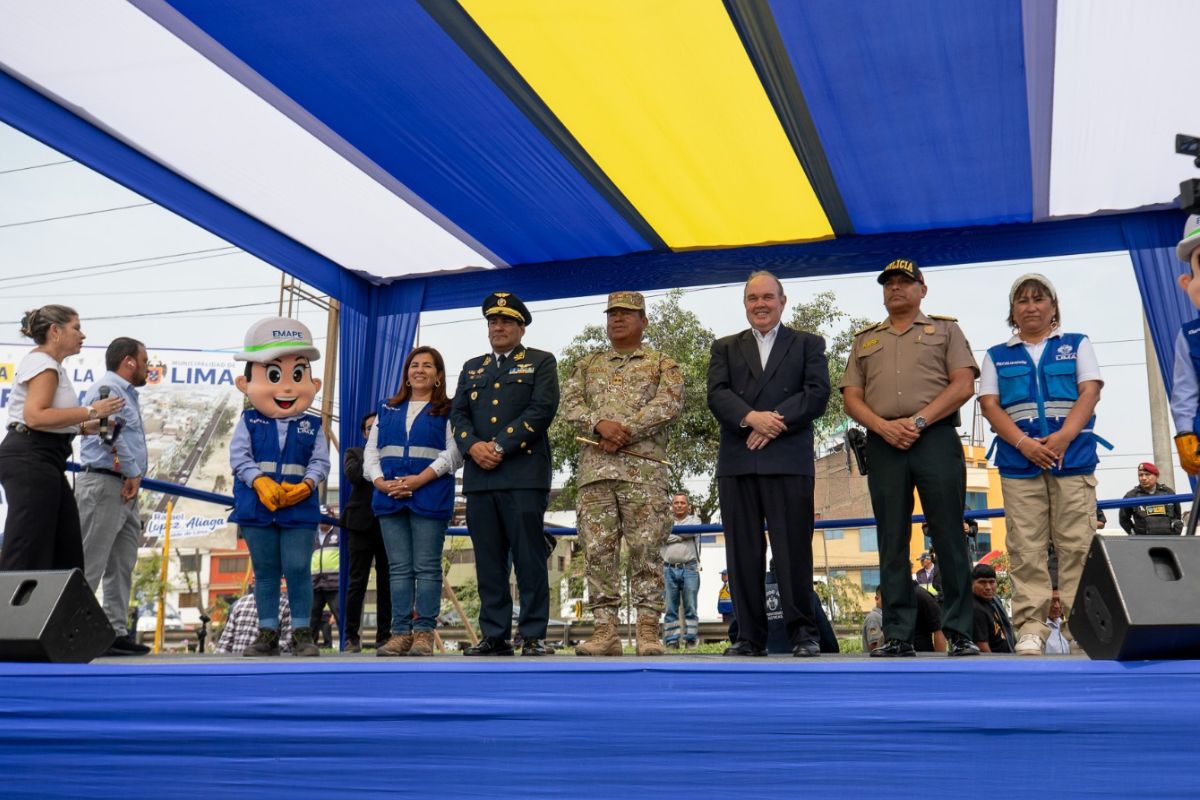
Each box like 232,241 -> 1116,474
2,654 -> 1196,798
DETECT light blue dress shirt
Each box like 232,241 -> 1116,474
79,371 -> 147,478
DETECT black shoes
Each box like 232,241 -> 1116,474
343,639 -> 362,654
947,634 -> 981,657
103,634 -> 150,657
520,638 -> 554,656
792,641 -> 821,658
870,639 -> 916,657
723,640 -> 767,657
243,628 -> 281,657
463,637 -> 515,657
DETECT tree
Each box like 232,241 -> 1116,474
549,288 -> 872,520
788,290 -> 872,443
548,290 -> 721,520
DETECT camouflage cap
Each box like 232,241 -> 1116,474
482,291 -> 531,325
877,258 -> 924,285
234,316 -> 320,363
605,291 -> 645,312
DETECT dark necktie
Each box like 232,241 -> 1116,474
496,353 -> 507,367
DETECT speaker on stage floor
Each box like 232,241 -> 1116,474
0,569 -> 115,663
1071,535 -> 1200,661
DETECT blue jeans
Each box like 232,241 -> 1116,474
663,563 -> 700,643
379,510 -> 447,633
241,524 -> 315,630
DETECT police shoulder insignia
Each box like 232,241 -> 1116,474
929,314 -> 958,322
483,356 -> 492,365
855,320 -> 883,336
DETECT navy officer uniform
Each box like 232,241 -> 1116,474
451,292 -> 559,656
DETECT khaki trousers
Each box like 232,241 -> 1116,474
1001,472 -> 1097,640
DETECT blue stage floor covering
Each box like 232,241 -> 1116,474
2,655 -> 1198,799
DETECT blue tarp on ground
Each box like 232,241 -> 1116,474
1,658 -> 1196,798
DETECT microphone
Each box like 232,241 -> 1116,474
98,385 -> 110,438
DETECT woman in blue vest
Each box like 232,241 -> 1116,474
365,346 -> 462,657
979,274 -> 1103,656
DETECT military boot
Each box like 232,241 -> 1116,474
408,630 -> 435,657
575,618 -> 623,656
242,627 -> 280,657
291,627 -> 320,657
636,614 -> 666,656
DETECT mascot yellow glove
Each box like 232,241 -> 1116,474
252,475 -> 283,512
1174,432 -> 1200,475
278,480 -> 313,508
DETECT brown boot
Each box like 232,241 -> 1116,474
575,618 -> 623,656
636,614 -> 666,656
408,630 -> 435,657
376,633 -> 414,657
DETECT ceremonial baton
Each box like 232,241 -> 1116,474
575,436 -> 673,467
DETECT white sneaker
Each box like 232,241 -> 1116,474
1015,633 -> 1044,656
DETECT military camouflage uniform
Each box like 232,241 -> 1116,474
561,345 -> 684,619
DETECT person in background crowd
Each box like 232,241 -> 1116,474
563,291 -> 684,657
708,271 -> 830,659
77,337 -> 150,657
229,317 -> 330,658
971,563 -> 1014,654
215,580 -> 294,655
914,553 -> 937,588
367,347 -> 463,658
841,259 -> 979,658
1045,589 -> 1071,655
1119,462 -> 1183,535
451,293 -> 559,657
660,492 -> 702,650
863,583 -> 945,654
310,508 -> 340,649
1096,507 -> 1107,530
717,569 -> 734,623
979,273 -> 1103,656
342,413 -> 391,652
0,305 -> 124,572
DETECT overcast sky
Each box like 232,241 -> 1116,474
0,121 -> 1185,511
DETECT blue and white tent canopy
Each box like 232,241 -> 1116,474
1,0 -> 1195,431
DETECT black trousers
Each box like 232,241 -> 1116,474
466,489 -> 549,641
343,521 -> 391,646
718,474 -> 817,647
311,587 -> 339,644
0,429 -> 83,571
865,423 -> 973,641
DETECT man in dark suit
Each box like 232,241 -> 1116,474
451,292 -> 559,657
707,271 -> 831,657
340,412 -> 390,652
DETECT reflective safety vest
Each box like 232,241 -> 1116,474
986,333 -> 1109,479
231,409 -> 322,527
1183,319 -> 1200,433
371,402 -> 455,521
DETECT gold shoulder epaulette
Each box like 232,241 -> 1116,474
929,314 -> 958,322
854,320 -> 884,336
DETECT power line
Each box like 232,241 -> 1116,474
0,251 -> 244,290
0,246 -> 240,283
0,299 -> 278,325
0,159 -> 73,175
0,202 -> 154,229
0,283 -> 276,299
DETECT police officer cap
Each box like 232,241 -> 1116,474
877,258 -> 924,285
235,316 -> 320,363
483,292 -> 531,325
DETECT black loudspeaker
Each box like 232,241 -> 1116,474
1071,536 -> 1200,661
0,569 -> 115,663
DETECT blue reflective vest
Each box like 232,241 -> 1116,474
986,333 -> 1105,479
1183,320 -> 1200,433
231,409 -> 322,527
371,402 -> 455,521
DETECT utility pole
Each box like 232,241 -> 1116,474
1144,315 -> 1173,475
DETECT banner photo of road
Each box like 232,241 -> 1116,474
0,344 -> 243,549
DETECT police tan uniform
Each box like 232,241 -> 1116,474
839,259 -> 979,649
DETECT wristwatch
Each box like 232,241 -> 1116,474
492,442 -> 505,455
912,416 -> 927,431
86,405 -> 97,420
